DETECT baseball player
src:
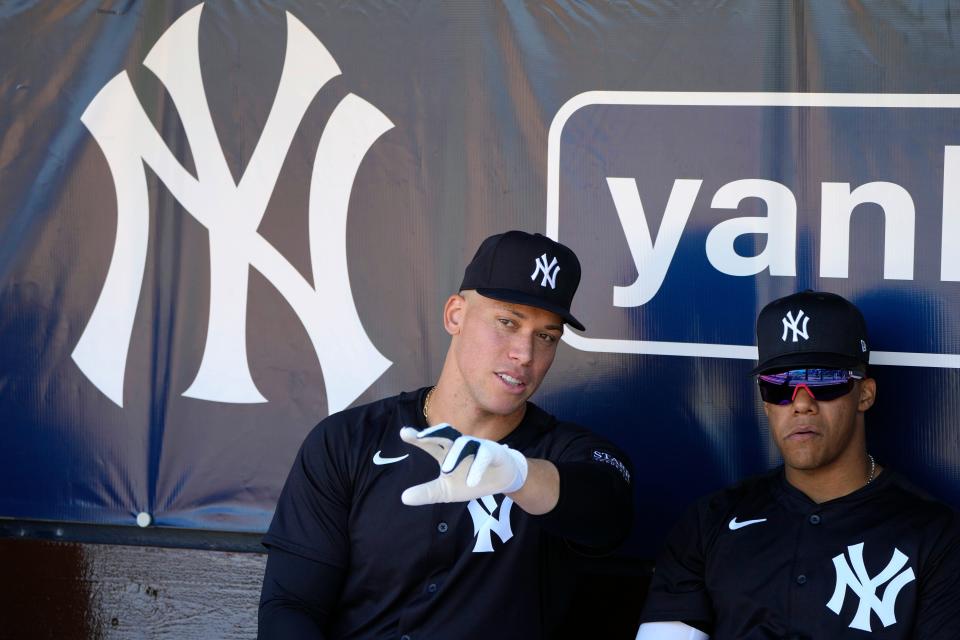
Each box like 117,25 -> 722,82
258,231 -> 633,639
636,290 -> 960,640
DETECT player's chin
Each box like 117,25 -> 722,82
484,391 -> 530,416
779,442 -> 811,461
780,449 -> 825,471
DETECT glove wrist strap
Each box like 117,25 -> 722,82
503,447 -> 528,494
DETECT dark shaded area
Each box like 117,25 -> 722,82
0,536 -> 266,639
0,539 -> 97,640
557,556 -> 651,639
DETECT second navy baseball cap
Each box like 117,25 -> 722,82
459,230 -> 585,331
752,290 -> 870,375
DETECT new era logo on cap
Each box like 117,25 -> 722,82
459,231 -> 584,330
753,290 -> 869,375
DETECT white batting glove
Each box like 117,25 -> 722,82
399,424 -> 528,505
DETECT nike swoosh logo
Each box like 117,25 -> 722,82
373,451 -> 409,466
728,517 -> 767,530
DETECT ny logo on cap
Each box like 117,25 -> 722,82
781,309 -> 810,343
531,253 -> 560,289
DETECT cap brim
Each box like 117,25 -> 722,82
750,352 -> 867,376
474,288 -> 585,331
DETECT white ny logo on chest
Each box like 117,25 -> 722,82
467,496 -> 514,553
826,542 -> 916,631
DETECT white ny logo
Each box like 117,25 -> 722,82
531,253 -> 560,289
781,309 -> 810,342
826,542 -> 916,631
467,495 -> 514,553
72,4 -> 393,412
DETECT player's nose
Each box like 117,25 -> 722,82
791,384 -> 818,412
508,333 -> 534,365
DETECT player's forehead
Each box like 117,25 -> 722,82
466,291 -> 564,330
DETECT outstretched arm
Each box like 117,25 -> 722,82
400,424 -> 632,550
507,457 -> 559,514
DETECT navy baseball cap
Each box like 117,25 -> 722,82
459,230 -> 585,331
751,290 -> 870,375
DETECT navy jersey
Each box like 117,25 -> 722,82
263,388 -> 633,639
640,468 -> 960,639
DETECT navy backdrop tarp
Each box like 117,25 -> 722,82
1,1 -> 959,556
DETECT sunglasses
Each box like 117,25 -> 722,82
757,369 -> 864,405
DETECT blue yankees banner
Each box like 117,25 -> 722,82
1,1 -> 958,555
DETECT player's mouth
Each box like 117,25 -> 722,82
496,372 -> 527,392
786,426 -> 820,441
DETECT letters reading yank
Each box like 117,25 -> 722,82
781,310 -> 810,342
531,253 -> 560,289
826,542 -> 916,632
468,495 -> 514,553
72,4 -> 393,412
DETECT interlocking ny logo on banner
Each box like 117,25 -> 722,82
72,4 -> 392,411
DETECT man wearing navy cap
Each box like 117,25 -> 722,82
636,290 -> 960,639
259,231 -> 633,639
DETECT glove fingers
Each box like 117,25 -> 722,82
399,426 -> 524,505
400,424 -> 462,464
416,438 -> 457,463
445,456 -> 473,488
466,443 -> 494,487
441,437 -> 480,474
401,479 -> 445,506
399,427 -> 420,445
402,460 -> 475,504
417,424 -> 463,440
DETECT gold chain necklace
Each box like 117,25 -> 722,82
423,386 -> 436,420
866,453 -> 876,484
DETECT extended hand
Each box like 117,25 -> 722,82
399,424 -> 528,505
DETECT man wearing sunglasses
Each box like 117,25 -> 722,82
636,290 -> 960,639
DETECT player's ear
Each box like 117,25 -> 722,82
857,378 -> 876,412
443,293 -> 466,336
